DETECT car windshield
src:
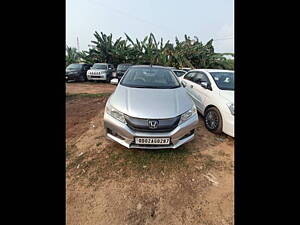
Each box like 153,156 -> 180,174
66,64 -> 82,70
92,64 -> 107,69
121,67 -> 181,89
117,64 -> 131,70
210,72 -> 234,90
173,70 -> 186,77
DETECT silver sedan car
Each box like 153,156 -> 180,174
104,65 -> 199,149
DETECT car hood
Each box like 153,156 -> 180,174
109,85 -> 193,119
219,90 -> 234,103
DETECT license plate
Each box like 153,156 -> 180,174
135,137 -> 170,145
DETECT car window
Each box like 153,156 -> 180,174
92,64 -> 108,69
183,72 -> 196,81
210,72 -> 234,90
121,67 -> 180,89
191,72 -> 210,84
173,70 -> 186,77
66,64 -> 82,70
117,64 -> 131,70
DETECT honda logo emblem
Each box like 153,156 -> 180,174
148,120 -> 159,129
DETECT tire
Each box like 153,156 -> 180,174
80,75 -> 86,82
106,74 -> 111,83
204,107 -> 223,134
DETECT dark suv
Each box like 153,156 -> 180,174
116,64 -> 132,79
66,63 -> 92,82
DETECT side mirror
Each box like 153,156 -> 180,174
200,81 -> 212,90
110,78 -> 119,85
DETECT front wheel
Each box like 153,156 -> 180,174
204,107 -> 223,134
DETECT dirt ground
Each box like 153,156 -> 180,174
66,82 -> 234,225
66,81 -> 116,95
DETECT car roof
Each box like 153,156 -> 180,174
189,69 -> 234,73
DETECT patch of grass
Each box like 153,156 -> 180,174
105,146 -> 192,176
66,92 -> 111,99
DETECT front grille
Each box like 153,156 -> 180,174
125,115 -> 181,132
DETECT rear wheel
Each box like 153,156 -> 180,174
204,107 -> 223,134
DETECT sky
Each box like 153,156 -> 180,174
66,0 -> 234,53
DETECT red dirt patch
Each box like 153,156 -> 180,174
66,82 -> 116,95
66,95 -> 108,140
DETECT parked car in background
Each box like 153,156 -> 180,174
172,69 -> 186,81
116,64 -> 132,79
181,69 -> 234,137
87,63 -> 115,82
65,63 -> 92,82
104,65 -> 199,149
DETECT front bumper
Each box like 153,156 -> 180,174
65,74 -> 80,80
104,112 -> 199,149
222,113 -> 234,137
87,74 -> 107,81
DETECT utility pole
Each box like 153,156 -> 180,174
77,37 -> 80,51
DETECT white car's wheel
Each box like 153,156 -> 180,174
204,107 -> 223,134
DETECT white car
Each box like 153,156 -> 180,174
181,69 -> 234,137
87,63 -> 115,82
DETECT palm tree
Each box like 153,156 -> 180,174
66,46 -> 80,66
80,31 -> 234,70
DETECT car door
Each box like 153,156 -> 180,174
190,72 -> 212,114
83,65 -> 90,74
181,72 -> 198,104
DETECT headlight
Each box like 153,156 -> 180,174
105,102 -> 126,124
179,105 -> 197,124
226,103 -> 234,115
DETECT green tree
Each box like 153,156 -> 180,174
78,31 -> 234,70
66,46 -> 80,66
